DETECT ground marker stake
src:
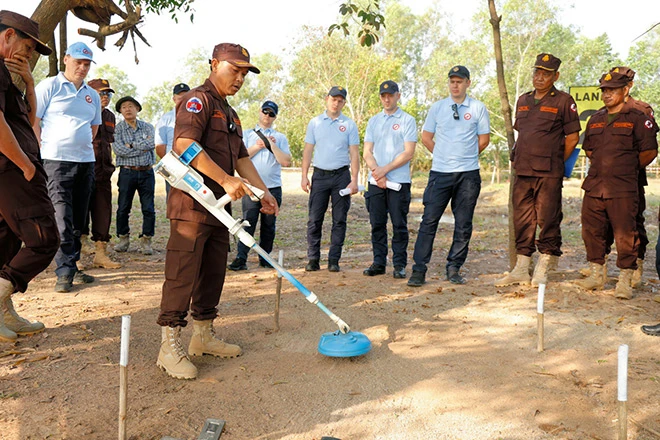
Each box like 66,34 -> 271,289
119,315 -> 131,440
274,250 -> 283,331
618,344 -> 628,439
537,283 -> 545,352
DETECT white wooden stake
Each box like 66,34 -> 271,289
118,315 -> 131,440
537,284 -> 545,352
618,344 -> 628,440
274,250 -> 283,331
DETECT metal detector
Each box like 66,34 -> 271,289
154,143 -> 371,358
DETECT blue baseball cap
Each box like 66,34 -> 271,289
448,65 -> 470,79
66,42 -> 95,63
328,86 -> 347,99
261,100 -> 278,115
379,80 -> 399,94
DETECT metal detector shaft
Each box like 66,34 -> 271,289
155,148 -> 351,334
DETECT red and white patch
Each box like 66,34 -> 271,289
464,113 -> 472,120
570,103 -> 577,112
85,95 -> 92,103
645,120 -> 654,129
339,125 -> 347,132
392,124 -> 400,131
186,97 -> 203,113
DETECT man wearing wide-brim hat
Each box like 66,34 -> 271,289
575,71 -> 658,299
0,10 -> 59,341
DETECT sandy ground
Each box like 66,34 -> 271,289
1,170 -> 659,440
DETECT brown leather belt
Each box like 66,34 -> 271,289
121,165 -> 151,171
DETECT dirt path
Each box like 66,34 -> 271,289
1,172 -> 659,440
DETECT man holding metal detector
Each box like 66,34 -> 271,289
362,80 -> 416,279
156,43 -> 278,380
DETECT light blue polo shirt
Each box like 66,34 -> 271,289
305,111 -> 359,171
364,107 -> 417,183
35,73 -> 102,162
423,95 -> 490,173
155,109 -> 175,154
244,126 -> 290,188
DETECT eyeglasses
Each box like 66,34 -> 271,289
262,109 -> 276,118
100,91 -> 113,98
451,103 -> 459,120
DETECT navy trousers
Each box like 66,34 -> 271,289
43,160 -> 94,277
236,186 -> 282,263
365,183 -> 411,268
306,167 -> 351,262
116,167 -> 156,237
412,170 -> 481,273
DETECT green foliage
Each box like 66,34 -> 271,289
126,0 -> 195,22
140,81 -> 176,125
277,27 -> 402,164
627,31 -> 660,110
329,0 -> 385,47
91,64 -> 137,103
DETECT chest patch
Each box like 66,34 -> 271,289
339,125 -> 347,132
186,97 -> 203,113
85,95 -> 92,104
392,124 -> 400,131
464,113 -> 472,120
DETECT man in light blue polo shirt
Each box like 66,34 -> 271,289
228,100 -> 291,271
301,86 -> 360,272
155,82 -> 190,198
363,80 -> 417,279
34,41 -> 101,293
408,65 -> 490,287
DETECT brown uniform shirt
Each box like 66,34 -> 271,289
627,96 -> 657,188
582,102 -> 658,198
512,86 -> 581,177
168,78 -> 249,226
92,108 -> 116,180
0,63 -> 41,172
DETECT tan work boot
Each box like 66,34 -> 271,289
532,254 -> 551,287
189,319 -> 242,358
3,295 -> 45,336
631,258 -> 643,289
140,236 -> 153,256
93,241 -> 121,269
615,269 -> 634,300
547,255 -> 559,274
115,235 -> 130,252
574,262 -> 605,291
80,234 -> 94,255
580,254 -> 608,279
157,326 -> 197,380
0,278 -> 18,342
495,255 -> 531,287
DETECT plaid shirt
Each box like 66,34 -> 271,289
112,119 -> 156,167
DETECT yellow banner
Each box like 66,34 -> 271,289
569,86 -> 602,144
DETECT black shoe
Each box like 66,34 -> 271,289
407,271 -> 425,287
363,264 -> 386,276
73,270 -> 95,284
393,266 -> 406,279
328,260 -> 340,272
228,257 -> 248,271
55,275 -> 73,293
259,259 -> 272,268
305,259 -> 320,271
641,323 -> 660,336
447,267 -> 466,285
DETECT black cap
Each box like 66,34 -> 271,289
448,65 -> 470,80
115,96 -> 142,113
261,100 -> 278,115
328,86 -> 347,99
379,80 -> 399,94
172,83 -> 190,95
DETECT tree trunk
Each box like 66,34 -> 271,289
59,13 -> 67,72
488,0 -> 517,270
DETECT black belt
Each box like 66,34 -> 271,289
314,165 -> 349,176
121,165 -> 151,171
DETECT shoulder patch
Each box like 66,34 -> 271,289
645,120 -> 654,129
186,97 -> 203,113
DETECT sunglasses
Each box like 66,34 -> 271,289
451,103 -> 459,120
100,91 -> 113,98
262,109 -> 276,118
